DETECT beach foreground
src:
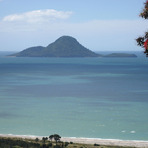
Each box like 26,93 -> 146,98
0,134 -> 148,148
61,137 -> 148,148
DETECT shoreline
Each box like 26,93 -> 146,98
0,134 -> 148,148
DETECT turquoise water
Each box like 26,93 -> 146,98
0,55 -> 148,140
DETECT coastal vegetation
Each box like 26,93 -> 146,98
136,0 -> 148,56
0,136 -> 136,148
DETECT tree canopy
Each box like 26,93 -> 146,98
136,0 -> 148,56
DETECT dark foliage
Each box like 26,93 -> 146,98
94,143 -> 100,146
42,137 -> 48,143
53,145 -> 61,148
136,37 -> 145,47
0,136 -> 136,148
35,137 -> 39,142
64,142 -> 69,147
0,138 -> 40,148
41,143 -> 50,148
49,135 -> 54,141
47,143 -> 52,147
136,0 -> 148,56
53,134 -> 61,145
140,0 -> 148,19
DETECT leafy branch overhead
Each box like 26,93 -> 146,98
140,0 -> 148,19
136,0 -> 148,56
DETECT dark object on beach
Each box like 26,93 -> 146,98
136,0 -> 148,56
94,143 -> 100,146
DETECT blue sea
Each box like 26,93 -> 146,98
0,51 -> 148,141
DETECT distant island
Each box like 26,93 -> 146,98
103,53 -> 137,58
10,36 -> 137,58
11,36 -> 100,57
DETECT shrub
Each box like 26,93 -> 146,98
65,142 -> 69,147
94,143 -> 100,146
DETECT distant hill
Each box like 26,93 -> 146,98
103,53 -> 137,58
13,46 -> 45,57
12,36 -> 101,57
10,36 -> 137,58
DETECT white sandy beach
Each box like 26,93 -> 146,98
61,137 -> 148,148
0,134 -> 148,148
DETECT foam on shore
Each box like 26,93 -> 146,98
0,134 -> 148,148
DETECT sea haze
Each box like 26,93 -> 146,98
0,53 -> 148,140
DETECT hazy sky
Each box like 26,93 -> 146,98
0,0 -> 148,52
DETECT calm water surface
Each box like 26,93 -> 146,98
0,54 -> 148,140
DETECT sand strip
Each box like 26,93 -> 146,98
0,134 -> 148,148
61,137 -> 148,148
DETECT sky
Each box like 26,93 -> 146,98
0,0 -> 148,52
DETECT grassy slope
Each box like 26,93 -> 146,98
0,137 -> 135,148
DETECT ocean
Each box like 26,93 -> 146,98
0,52 -> 148,141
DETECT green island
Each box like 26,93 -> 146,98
10,36 -> 137,58
0,135 -> 135,148
11,36 -> 100,57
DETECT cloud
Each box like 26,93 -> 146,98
2,9 -> 73,23
0,14 -> 148,51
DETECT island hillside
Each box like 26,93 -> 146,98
12,36 -> 101,57
11,36 -> 137,58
